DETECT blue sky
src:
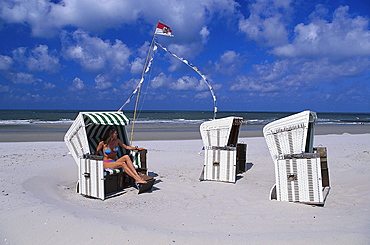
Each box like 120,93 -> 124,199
0,0 -> 369,112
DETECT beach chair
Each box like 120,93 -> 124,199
199,116 -> 247,183
64,111 -> 154,200
263,110 -> 330,205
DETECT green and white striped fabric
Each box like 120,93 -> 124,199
104,168 -> 123,176
84,112 -> 130,126
131,151 -> 141,168
83,112 -> 130,157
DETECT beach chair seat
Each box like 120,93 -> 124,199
104,168 -> 123,176
199,116 -> 247,183
263,111 -> 330,206
65,111 -> 154,200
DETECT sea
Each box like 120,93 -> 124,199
0,109 -> 369,125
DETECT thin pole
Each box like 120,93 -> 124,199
130,34 -> 157,145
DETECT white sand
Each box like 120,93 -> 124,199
1,134 -> 369,244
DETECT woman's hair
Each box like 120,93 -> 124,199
103,127 -> 117,145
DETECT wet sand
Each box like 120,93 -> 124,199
0,123 -> 369,142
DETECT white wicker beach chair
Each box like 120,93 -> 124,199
64,111 -> 153,200
263,111 -> 330,205
199,116 -> 247,183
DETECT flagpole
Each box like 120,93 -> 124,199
118,21 -> 173,144
129,32 -> 157,145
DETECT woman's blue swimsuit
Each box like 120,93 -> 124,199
105,146 -> 118,154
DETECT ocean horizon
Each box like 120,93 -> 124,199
0,109 -> 369,126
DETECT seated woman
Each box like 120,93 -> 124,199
95,127 -> 147,184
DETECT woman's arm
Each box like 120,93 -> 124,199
117,139 -> 145,150
94,141 -> 104,155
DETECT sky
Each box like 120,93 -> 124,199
0,0 -> 369,113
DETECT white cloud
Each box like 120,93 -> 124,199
130,42 -> 152,75
23,92 -> 43,102
68,77 -> 85,91
215,50 -> 242,75
0,0 -> 56,37
272,5 -> 370,59
138,42 -> 151,58
171,76 -> 197,90
238,0 -> 291,46
0,0 -> 239,40
287,58 -> 369,86
230,59 -> 297,92
164,43 -> 196,72
200,26 -> 210,44
149,72 -> 219,100
150,72 -> 170,89
0,55 -> 13,70
1,0 -> 242,81
0,84 -> 11,93
27,45 -> 60,73
94,74 -> 112,90
61,29 -> 131,74
0,0 -> 140,36
170,76 -> 207,91
233,3 -> 370,99
194,91 -> 212,99
43,82 -> 56,89
230,74 -> 280,92
8,72 -> 40,84
230,56 -> 370,94
12,45 -> 60,73
122,78 -> 141,91
149,72 -> 209,92
130,57 -> 145,75
12,47 -> 27,61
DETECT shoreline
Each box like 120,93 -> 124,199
0,123 -> 369,142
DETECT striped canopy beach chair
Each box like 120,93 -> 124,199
64,111 -> 152,200
263,111 -> 330,205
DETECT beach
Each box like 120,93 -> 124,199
0,124 -> 369,244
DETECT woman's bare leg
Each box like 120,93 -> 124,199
118,155 -> 142,177
117,155 -> 146,183
121,162 -> 147,184
104,157 -> 146,184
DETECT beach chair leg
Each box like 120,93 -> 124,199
270,184 -> 277,200
76,181 -> 79,193
199,166 -> 205,181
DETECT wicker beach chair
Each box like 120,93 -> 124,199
263,110 -> 330,205
64,111 -> 154,200
199,116 -> 247,183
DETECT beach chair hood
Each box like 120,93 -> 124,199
200,116 -> 244,148
263,110 -> 317,160
64,111 -> 130,165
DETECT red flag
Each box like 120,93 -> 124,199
155,22 -> 173,37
